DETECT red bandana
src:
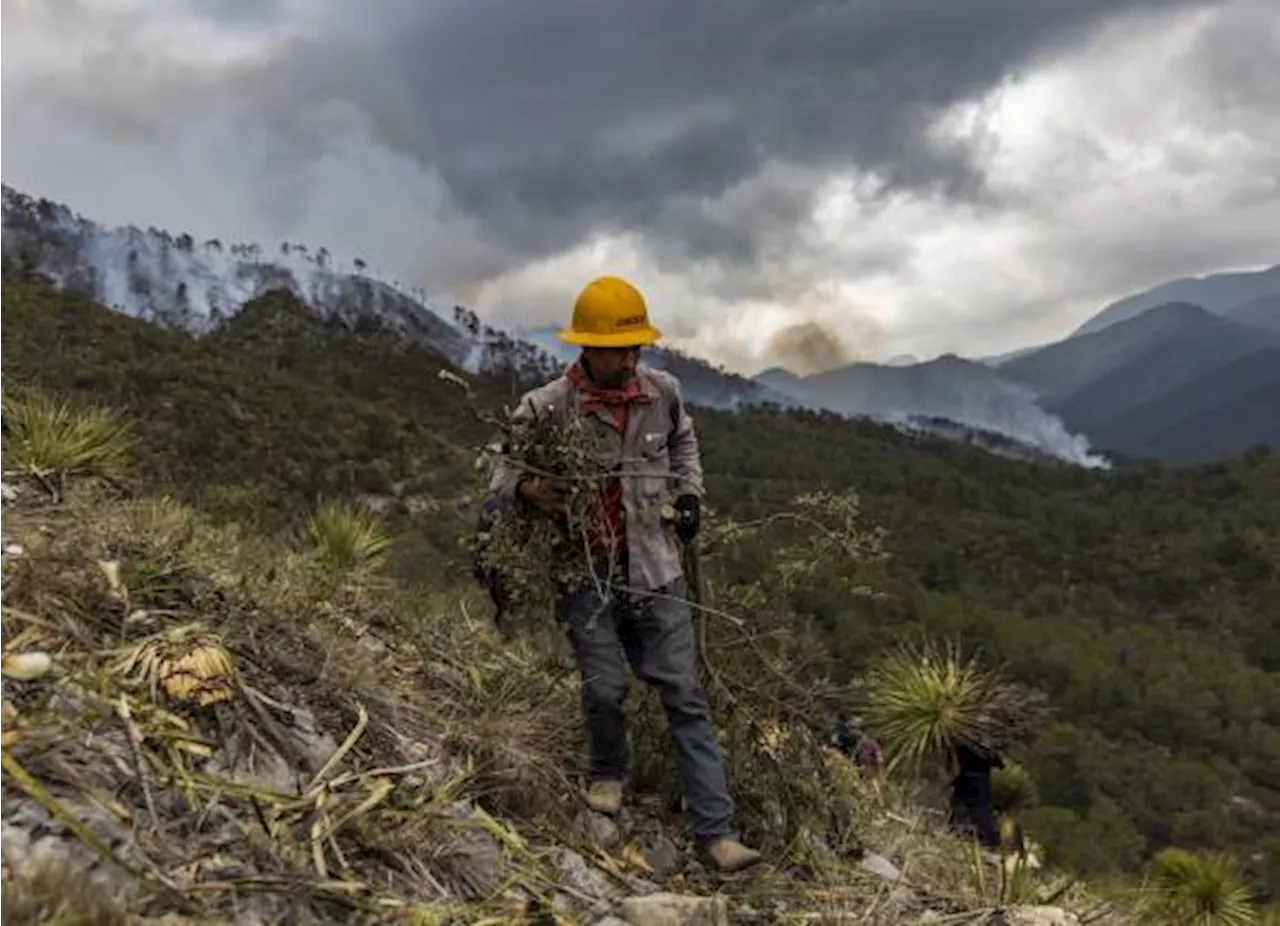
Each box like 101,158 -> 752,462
565,360 -> 650,558
565,360 -> 650,431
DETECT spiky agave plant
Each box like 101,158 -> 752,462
990,761 -> 1040,816
1,388 -> 132,495
1146,848 -> 1258,926
856,639 -> 1041,775
303,501 -> 393,572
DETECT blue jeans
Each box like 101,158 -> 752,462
561,578 -> 738,843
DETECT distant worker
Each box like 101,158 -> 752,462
832,713 -> 884,777
487,275 -> 763,874
948,743 -> 1003,848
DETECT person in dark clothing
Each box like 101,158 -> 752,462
949,743 -> 1003,848
830,713 -> 885,777
832,713 -> 861,757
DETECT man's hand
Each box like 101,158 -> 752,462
517,475 -> 570,517
673,494 -> 700,542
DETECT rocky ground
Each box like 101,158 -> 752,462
0,477 -> 1130,925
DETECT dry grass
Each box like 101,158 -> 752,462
0,489 -> 584,922
0,862 -> 131,926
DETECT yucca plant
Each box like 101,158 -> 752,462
1,388 -> 132,497
991,761 -> 1040,816
1145,848 -> 1258,926
303,501 -> 393,572
856,639 -> 1042,775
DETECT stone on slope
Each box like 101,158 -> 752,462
858,852 -> 903,881
619,893 -> 729,926
557,848 -> 623,907
580,809 -> 622,849
990,907 -> 1080,926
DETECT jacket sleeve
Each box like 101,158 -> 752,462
667,379 -> 705,498
488,390 -> 540,503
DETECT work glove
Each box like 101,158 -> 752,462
673,493 -> 700,543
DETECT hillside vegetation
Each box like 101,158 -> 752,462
1,287 -> 1124,925
3,267 -> 1280,917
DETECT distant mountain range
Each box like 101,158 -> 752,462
992,278 -> 1280,463
1071,264 -> 1280,337
753,266 -> 1280,466
2,183 -> 1276,468
754,355 -> 1104,466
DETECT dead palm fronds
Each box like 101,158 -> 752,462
114,624 -> 238,707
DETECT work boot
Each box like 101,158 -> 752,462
583,780 -> 624,815
705,837 -> 763,873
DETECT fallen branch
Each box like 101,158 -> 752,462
116,694 -> 161,833
304,702 -> 369,794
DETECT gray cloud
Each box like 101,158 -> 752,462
232,0 -> 1218,273
180,0 -> 285,23
5,0 -> 1278,367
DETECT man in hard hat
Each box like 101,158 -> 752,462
488,276 -> 763,873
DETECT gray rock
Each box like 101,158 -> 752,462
859,852 -> 902,882
991,908 -> 1080,926
595,917 -> 630,926
210,746 -> 301,794
621,874 -> 663,896
1,791 -> 139,903
426,661 -> 469,692
557,848 -> 621,905
642,836 -> 682,876
581,810 -> 622,849
358,633 -> 389,658
619,893 -> 729,926
428,802 -> 509,899
274,702 -> 340,774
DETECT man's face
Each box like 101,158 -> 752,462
583,346 -> 641,389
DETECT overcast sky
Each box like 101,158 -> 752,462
4,0 -> 1278,373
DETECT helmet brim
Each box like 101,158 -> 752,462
557,325 -> 662,348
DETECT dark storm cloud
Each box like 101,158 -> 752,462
229,0 -> 1219,272
180,0 -> 282,23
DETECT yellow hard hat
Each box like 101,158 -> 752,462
558,276 -> 662,347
